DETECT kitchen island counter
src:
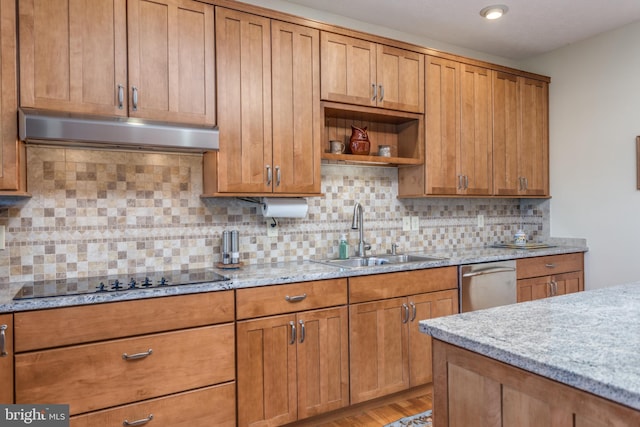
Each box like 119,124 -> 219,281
420,282 -> 640,421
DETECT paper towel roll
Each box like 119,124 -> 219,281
261,198 -> 308,218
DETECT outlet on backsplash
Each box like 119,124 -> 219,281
402,216 -> 411,231
411,216 -> 419,231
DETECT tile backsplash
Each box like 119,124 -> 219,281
0,147 -> 549,283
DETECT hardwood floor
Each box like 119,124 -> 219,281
288,387 -> 433,427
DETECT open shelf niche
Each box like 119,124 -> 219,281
321,102 -> 424,166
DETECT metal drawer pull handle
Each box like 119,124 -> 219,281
379,84 -> 384,101
545,263 -> 556,268
409,302 -> 417,322
123,414 -> 153,426
275,166 -> 281,187
299,319 -> 305,344
285,293 -> 307,302
266,165 -> 272,185
372,83 -> 377,101
0,325 -> 7,357
117,84 -> 124,109
289,321 -> 296,345
122,349 -> 153,361
131,86 -> 138,111
402,303 -> 409,324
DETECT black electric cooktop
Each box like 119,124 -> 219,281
13,269 -> 229,300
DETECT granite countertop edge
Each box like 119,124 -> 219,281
0,243 -> 588,313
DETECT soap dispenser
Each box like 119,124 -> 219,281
339,234 -> 349,259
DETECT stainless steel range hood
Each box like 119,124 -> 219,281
18,108 -> 219,153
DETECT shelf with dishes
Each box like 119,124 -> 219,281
321,102 -> 424,166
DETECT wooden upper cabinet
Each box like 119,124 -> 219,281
0,0 -> 25,193
320,32 -> 424,113
271,20 -> 321,194
425,57 -> 491,195
18,0 -> 215,126
19,0 -> 128,116
205,8 -> 321,196
127,0 -> 215,125
320,32 -> 376,107
519,77 -> 549,196
376,44 -> 424,113
425,56 -> 459,195
459,64 -> 492,195
212,7 -> 272,194
493,71 -> 549,196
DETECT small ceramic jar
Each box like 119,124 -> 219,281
514,229 -> 527,245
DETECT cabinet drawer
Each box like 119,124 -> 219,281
15,324 -> 234,415
14,291 -> 234,352
516,253 -> 583,279
236,279 -> 347,319
71,383 -> 235,427
349,267 -> 457,303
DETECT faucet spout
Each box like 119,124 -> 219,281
351,202 -> 370,257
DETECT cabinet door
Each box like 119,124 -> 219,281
517,276 -> 551,302
459,64 -> 492,195
493,71 -> 520,195
408,290 -> 458,387
236,314 -> 297,427
0,313 -> 12,403
349,297 -> 409,404
127,0 -> 215,125
425,56 -> 459,195
18,0 -> 127,116
215,8 -> 272,194
271,21 -> 321,195
0,0 -> 23,192
320,32 -> 376,107
376,45 -> 424,113
297,307 -> 349,420
553,271 -> 584,296
519,77 -> 549,196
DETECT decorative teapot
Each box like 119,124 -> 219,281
349,125 -> 371,155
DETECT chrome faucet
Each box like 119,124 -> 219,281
351,201 -> 371,257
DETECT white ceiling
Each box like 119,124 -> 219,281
281,0 -> 640,60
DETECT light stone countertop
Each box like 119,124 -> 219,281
420,282 -> 640,411
0,242 -> 587,313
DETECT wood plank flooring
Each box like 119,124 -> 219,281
288,388 -> 433,427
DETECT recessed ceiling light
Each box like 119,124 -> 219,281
480,5 -> 508,20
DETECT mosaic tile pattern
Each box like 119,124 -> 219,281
0,147 -> 549,283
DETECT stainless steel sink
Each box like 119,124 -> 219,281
311,254 -> 445,269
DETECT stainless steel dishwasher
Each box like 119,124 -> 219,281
459,260 -> 517,312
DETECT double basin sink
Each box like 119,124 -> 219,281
312,254 -> 445,269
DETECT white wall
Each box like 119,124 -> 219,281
521,21 -> 640,289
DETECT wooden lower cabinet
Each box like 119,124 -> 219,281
0,313 -> 12,404
14,291 -> 235,423
517,253 -> 584,302
348,267 -> 458,405
70,383 -> 235,427
349,289 -> 458,404
236,306 -> 349,427
433,340 -> 640,426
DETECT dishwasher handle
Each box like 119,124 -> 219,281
462,266 -> 516,278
